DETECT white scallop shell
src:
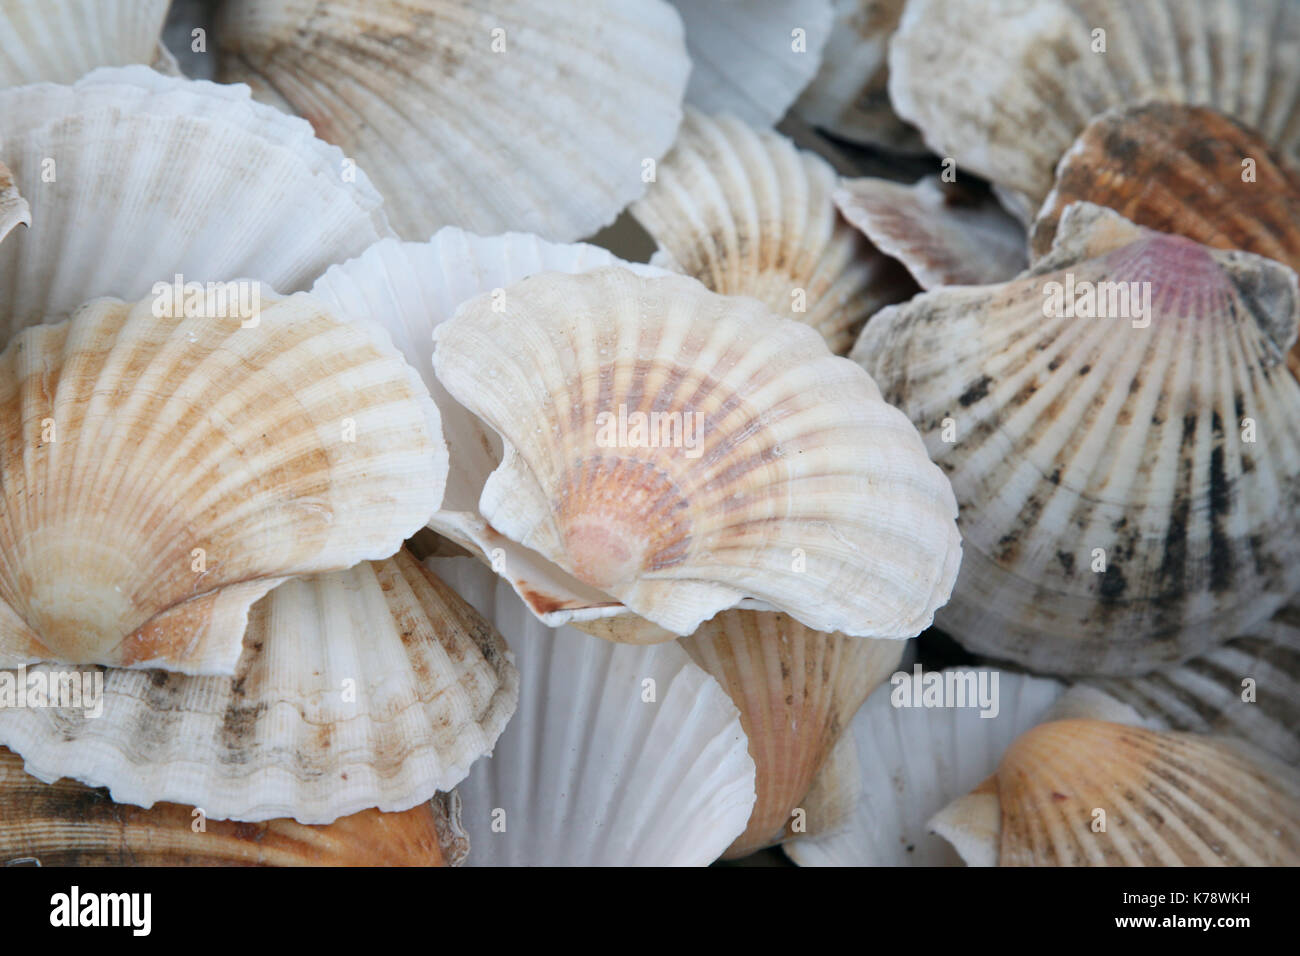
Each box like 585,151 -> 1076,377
216,0 -> 691,241
0,0 -> 170,86
428,556 -> 756,866
0,551 -> 517,824
0,66 -> 391,342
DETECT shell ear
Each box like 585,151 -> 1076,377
1218,249 -> 1300,358
1036,201 -> 1151,267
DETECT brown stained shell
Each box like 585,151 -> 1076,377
0,293 -> 445,674
681,610 -> 903,857
852,203 -> 1300,675
630,109 -> 914,356
932,720 -> 1300,865
0,749 -> 460,866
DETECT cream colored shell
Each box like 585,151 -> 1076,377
0,1 -> 170,86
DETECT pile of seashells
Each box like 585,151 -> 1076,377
0,0 -> 1296,867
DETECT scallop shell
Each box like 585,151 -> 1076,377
0,161 -> 29,244
785,669 -> 1065,866
1085,605 -> 1300,765
793,0 -> 923,150
932,719 -> 1300,865
670,0 -> 831,127
852,203 -> 1300,675
889,0 -> 1300,222
432,266 -> 961,639
0,748 -> 461,866
0,1 -> 170,86
0,292 -> 445,674
0,550 -> 516,824
630,108 -> 915,355
429,557 -> 756,866
0,66 -> 391,342
834,175 -> 1027,289
215,0 -> 690,242
681,610 -> 903,857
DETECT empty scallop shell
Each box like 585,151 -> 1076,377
852,203 -> 1300,675
793,0 -> 924,150
215,0 -> 690,242
889,0 -> 1300,223
630,108 -> 915,355
0,66 -> 391,342
0,550 -> 516,824
0,748 -> 461,866
681,610 -> 903,857
0,161 -> 29,244
1085,605 -> 1300,765
670,0 -> 831,127
429,557 -> 756,866
932,719 -> 1300,865
433,266 -> 961,639
0,1 -> 170,86
785,669 -> 1064,866
835,175 -> 1027,289
0,292 -> 445,674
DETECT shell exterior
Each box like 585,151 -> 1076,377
671,0 -> 832,127
433,266 -> 962,639
0,748 -> 457,866
793,0 -> 923,150
630,109 -> 915,355
681,610 -> 903,857
0,551 -> 517,824
1085,604 -> 1300,765
0,293 -> 445,674
785,669 -> 1064,866
0,66 -> 391,342
934,719 -> 1300,865
853,203 -> 1300,675
0,1 -> 170,86
0,161 -> 30,244
889,0 -> 1300,223
429,557 -> 757,866
216,0 -> 690,241
311,228 -> 666,617
835,175 -> 1027,289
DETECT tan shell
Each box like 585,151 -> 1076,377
853,203 -> 1300,675
0,160 -> 29,244
0,67 -> 392,343
433,266 -> 961,639
0,293 -> 445,674
681,610 -> 903,857
0,1 -> 170,86
835,175 -> 1027,289
793,0 -> 924,150
630,109 -> 914,355
0,748 -> 461,866
0,551 -> 516,824
932,719 -> 1300,865
216,0 -> 690,241
889,0 -> 1300,222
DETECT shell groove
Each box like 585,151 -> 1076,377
0,1 -> 170,86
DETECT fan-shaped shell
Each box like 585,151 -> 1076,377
0,66 -> 391,342
835,175 -> 1027,289
0,748 -> 461,866
0,1 -> 170,86
681,610 -> 903,857
429,557 -> 756,866
215,0 -> 690,242
852,203 -> 1300,675
630,109 -> 914,355
0,161 -> 29,244
785,669 -> 1064,866
0,550 -> 516,824
793,0 -> 923,150
933,719 -> 1300,865
0,292 -> 445,674
889,0 -> 1300,222
670,0 -> 831,127
433,266 -> 961,639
